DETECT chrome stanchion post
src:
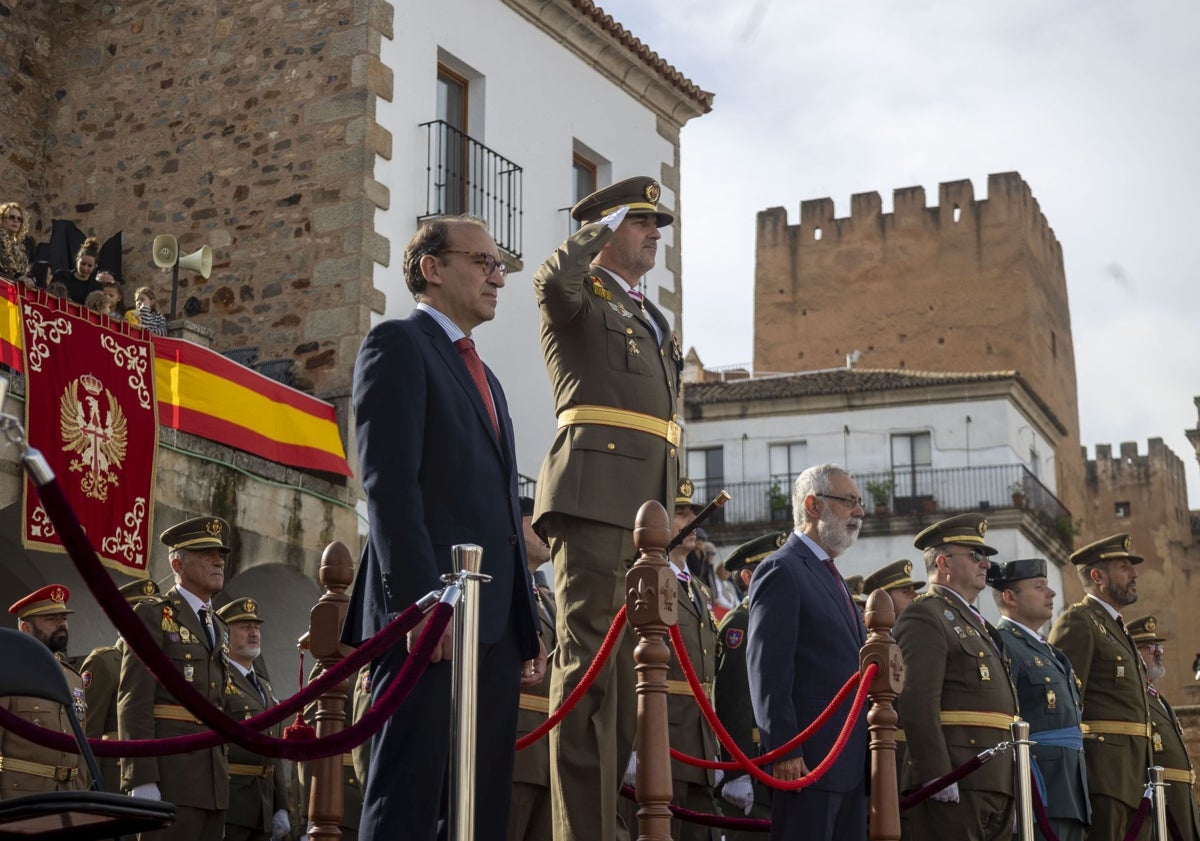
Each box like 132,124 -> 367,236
1149,765 -> 1167,841
1011,720 -> 1034,841
448,544 -> 488,841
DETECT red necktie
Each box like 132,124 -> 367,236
822,558 -> 857,620
454,337 -> 499,437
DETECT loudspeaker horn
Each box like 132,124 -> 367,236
178,245 -> 213,279
152,234 -> 178,269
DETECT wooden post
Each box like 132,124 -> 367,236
625,500 -> 676,841
306,541 -> 354,841
861,588 -> 904,841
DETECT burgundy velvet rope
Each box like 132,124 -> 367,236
898,750 -> 993,811
1122,795 -> 1152,841
620,784 -> 769,832
666,622 -> 875,791
515,606 -> 626,751
1031,780 -> 1061,841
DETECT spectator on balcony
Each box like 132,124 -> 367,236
52,237 -> 104,304
99,274 -> 124,316
85,289 -> 115,318
0,201 -> 35,283
125,285 -> 169,336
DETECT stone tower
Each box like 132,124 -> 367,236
753,172 -> 1084,518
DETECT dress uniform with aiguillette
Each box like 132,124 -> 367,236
218,598 -> 288,841
0,585 -> 89,798
893,514 -> 1018,841
118,517 -> 232,840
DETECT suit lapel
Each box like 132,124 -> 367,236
791,535 -> 863,643
168,588 -> 211,651
999,618 -> 1065,675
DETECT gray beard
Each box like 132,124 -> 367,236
1146,663 -> 1166,683
816,517 -> 859,559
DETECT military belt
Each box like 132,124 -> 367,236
0,755 -> 79,782
666,679 -> 711,700
519,693 -> 549,714
1163,767 -> 1197,785
343,754 -> 355,768
557,406 -> 681,446
1081,720 -> 1152,738
894,729 -> 906,742
153,704 -> 202,724
939,711 -> 1019,730
229,763 -> 273,778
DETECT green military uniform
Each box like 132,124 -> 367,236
712,532 -> 783,835
508,576 -> 556,841
218,598 -> 288,841
1128,616 -> 1200,841
119,518 -> 233,841
1,584 -> 90,798
894,515 -> 1017,841
1048,534 -> 1152,841
533,176 -> 682,841
82,578 -> 161,792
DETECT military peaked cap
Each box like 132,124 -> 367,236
9,584 -> 74,619
217,597 -> 264,624
1069,532 -> 1142,566
571,176 -> 674,228
675,478 -> 703,513
985,558 -> 1048,589
118,578 -> 160,604
863,559 -> 925,595
913,513 -> 997,556
1126,615 -> 1166,645
160,516 -> 232,554
845,575 -> 867,606
723,531 -> 788,575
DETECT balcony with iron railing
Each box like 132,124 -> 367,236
419,120 -> 523,259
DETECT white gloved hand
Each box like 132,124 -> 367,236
599,205 -> 630,231
270,808 -> 290,840
720,774 -> 755,816
713,767 -> 724,787
129,782 -> 161,800
623,750 -> 638,787
929,780 -> 959,803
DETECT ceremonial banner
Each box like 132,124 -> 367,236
21,296 -> 157,575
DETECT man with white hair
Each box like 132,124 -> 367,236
746,463 -> 868,839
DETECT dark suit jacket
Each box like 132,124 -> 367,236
746,532 -> 867,793
341,309 -> 539,655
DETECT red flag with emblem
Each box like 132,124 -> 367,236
20,296 -> 157,575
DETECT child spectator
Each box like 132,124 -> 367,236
124,285 -> 168,335
84,289 -> 115,317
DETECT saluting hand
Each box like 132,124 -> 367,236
520,637 -> 548,687
407,613 -> 454,662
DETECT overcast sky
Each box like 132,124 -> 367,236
595,0 -> 1200,506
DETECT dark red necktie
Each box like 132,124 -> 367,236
454,337 -> 499,437
822,558 -> 857,620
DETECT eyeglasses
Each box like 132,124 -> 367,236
816,493 -> 864,510
944,550 -> 989,565
437,250 -> 508,278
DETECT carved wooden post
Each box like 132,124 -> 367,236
625,500 -> 676,841
861,588 -> 904,841
306,541 -> 354,841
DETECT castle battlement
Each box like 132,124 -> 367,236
1084,437 -> 1189,495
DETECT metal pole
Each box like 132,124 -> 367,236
1011,720 -> 1034,841
449,544 -> 484,841
1149,765 -> 1167,841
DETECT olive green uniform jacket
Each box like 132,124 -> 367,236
1147,686 -> 1200,841
713,598 -> 770,812
667,576 -> 720,789
222,666 -> 288,835
0,652 -> 89,798
81,641 -> 122,790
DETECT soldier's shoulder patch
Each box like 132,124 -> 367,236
81,670 -> 93,688
723,628 -> 744,649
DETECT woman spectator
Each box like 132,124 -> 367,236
0,202 -> 35,282
52,237 -> 103,304
124,285 -> 168,336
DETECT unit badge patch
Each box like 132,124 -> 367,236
724,629 -> 744,649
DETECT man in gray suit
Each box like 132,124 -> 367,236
988,559 -> 1089,841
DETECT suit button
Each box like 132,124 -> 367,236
509,535 -> 518,546
1098,736 -> 1105,742
968,739 -> 976,746
210,682 -> 216,689
1045,677 -> 1051,683
626,327 -> 633,335
607,443 -> 615,450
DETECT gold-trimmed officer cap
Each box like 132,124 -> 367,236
160,516 -> 232,554
913,513 -> 997,556
1069,532 -> 1142,566
1127,615 -> 1166,645
675,478 -> 703,513
985,558 -> 1048,589
216,597 -> 264,624
9,584 -> 74,619
571,176 -> 674,228
723,530 -> 788,575
863,560 -> 925,595
845,575 -> 867,606
118,578 -> 160,604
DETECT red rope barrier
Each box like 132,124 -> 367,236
1122,796 -> 1152,841
620,784 -> 769,832
1031,781 -> 1060,841
898,749 -> 995,811
665,622 -> 874,791
515,606 -> 627,751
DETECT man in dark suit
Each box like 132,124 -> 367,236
988,558 -> 1089,841
747,463 -> 868,840
893,513 -> 1017,841
1048,534 -> 1152,841
532,176 -> 682,841
341,216 -> 544,841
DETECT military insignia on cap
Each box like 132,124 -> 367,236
1145,617 -> 1157,632
142,580 -> 155,595
679,478 -> 694,498
644,181 -> 661,203
244,598 -> 256,614
50,587 -> 66,604
903,561 -> 912,576
775,532 -> 787,548
207,519 -> 223,537
1123,535 -> 1132,551
978,520 -> 988,537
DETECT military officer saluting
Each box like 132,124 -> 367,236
119,516 -> 233,841
1128,615 -> 1200,841
1048,533 -> 1152,841
988,558 -> 1090,841
217,597 -> 289,841
1,584 -> 89,797
893,513 -> 1018,841
81,578 -> 161,790
863,559 -> 925,616
712,530 -> 786,834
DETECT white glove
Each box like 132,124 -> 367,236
599,205 -> 630,231
720,775 -> 755,816
623,751 -> 637,787
713,767 -> 724,787
270,808 -> 290,840
129,782 -> 161,800
929,780 -> 959,803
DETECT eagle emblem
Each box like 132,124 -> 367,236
60,374 -> 127,502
